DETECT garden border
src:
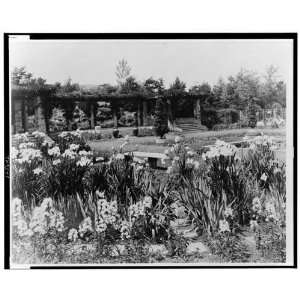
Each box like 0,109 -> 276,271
3,32 -> 297,269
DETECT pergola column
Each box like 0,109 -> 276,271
22,101 -> 28,132
167,99 -> 174,124
142,99 -> 148,126
137,100 -> 142,127
193,98 -> 201,122
90,102 -> 95,129
35,97 -> 46,132
112,105 -> 118,128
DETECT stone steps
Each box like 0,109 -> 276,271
175,118 -> 206,133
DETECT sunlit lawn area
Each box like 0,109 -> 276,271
89,128 -> 286,156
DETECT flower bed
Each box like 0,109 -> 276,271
10,130 -> 286,265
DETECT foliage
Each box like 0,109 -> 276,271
176,174 -> 228,235
254,222 -> 286,262
261,65 -> 286,108
201,109 -> 219,129
202,140 -> 255,225
55,130 -> 91,153
164,138 -> 202,180
120,76 -> 141,94
104,154 -> 147,214
72,105 -> 89,130
144,77 -> 165,95
96,102 -> 112,123
204,231 -> 250,262
11,132 -> 51,207
112,128 -> 120,138
242,134 -> 285,192
250,184 -> 286,262
247,97 -> 257,128
49,107 -> 67,132
82,164 -> 109,194
164,230 -> 189,257
59,77 -> 80,93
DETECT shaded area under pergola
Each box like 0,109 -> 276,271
11,87 -> 203,134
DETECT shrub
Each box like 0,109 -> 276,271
201,109 -> 218,130
118,111 -> 136,127
217,108 -> 240,125
112,129 -> 119,138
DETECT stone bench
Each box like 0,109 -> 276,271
124,151 -> 169,168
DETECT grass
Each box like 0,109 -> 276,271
89,128 -> 286,157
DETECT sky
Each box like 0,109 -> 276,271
9,38 -> 293,88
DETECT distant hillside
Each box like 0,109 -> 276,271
79,84 -> 99,91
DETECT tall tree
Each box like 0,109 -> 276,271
212,78 -> 228,109
168,77 -> 187,118
225,69 -> 261,110
11,67 -> 33,86
115,59 -> 131,85
169,77 -> 186,94
261,65 -> 286,108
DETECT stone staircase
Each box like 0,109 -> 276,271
175,118 -> 207,133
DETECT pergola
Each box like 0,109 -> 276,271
11,86 -> 203,134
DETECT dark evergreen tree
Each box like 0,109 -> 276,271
154,97 -> 169,138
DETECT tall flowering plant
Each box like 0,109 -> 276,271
201,140 -> 253,225
105,152 -> 146,213
45,143 -> 94,197
164,136 -> 201,180
242,134 -> 284,192
11,136 -> 47,207
56,129 -> 90,153
250,190 -> 286,262
12,197 -> 66,263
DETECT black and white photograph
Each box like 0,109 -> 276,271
5,34 -> 296,268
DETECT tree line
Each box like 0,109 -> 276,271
12,61 -> 286,130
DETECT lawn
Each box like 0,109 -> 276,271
89,128 -> 286,157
